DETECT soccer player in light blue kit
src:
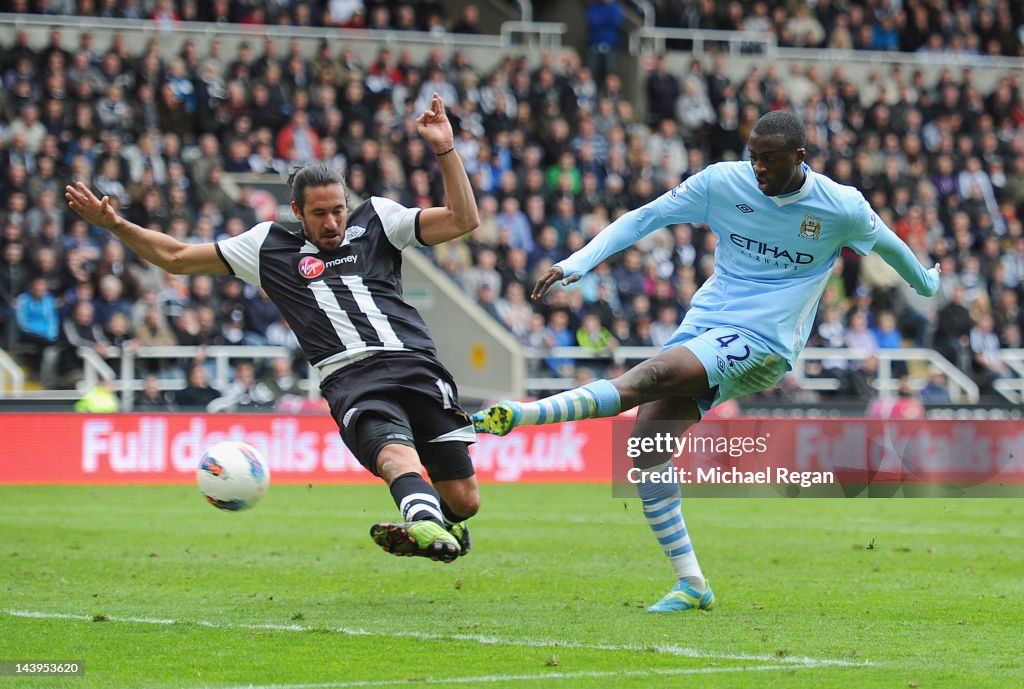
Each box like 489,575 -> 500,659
473,111 -> 940,611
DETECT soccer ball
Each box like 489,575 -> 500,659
197,441 -> 270,511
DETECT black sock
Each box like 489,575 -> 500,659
389,472 -> 445,526
439,500 -> 469,525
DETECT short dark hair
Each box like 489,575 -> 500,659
287,163 -> 347,210
751,110 -> 806,150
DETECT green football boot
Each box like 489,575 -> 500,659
447,521 -> 471,556
470,402 -> 521,436
370,521 -> 461,563
647,579 -> 715,612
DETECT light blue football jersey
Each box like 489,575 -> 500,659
557,161 -> 882,365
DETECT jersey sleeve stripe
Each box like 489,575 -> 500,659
413,209 -> 424,247
213,243 -> 235,276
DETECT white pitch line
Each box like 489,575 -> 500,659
217,664 -> 812,689
3,609 -> 869,669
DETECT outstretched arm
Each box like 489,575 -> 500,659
415,93 -> 479,245
65,182 -> 229,276
872,226 -> 940,297
532,201 -> 666,300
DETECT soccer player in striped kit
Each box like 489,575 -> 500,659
67,94 -> 480,563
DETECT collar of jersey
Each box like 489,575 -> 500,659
767,163 -> 813,207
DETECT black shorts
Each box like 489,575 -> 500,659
321,351 -> 475,482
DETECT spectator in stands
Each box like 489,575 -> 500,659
845,311 -> 880,363
773,373 -> 822,405
0,242 -> 28,349
196,166 -> 236,212
495,196 -> 533,252
969,314 -> 1010,390
675,81 -> 715,149
104,310 -> 136,350
264,316 -> 303,370
646,305 -> 678,348
919,370 -> 953,405
2,191 -> 30,234
866,376 -> 925,419
25,190 -> 63,239
576,311 -> 617,354
157,82 -> 194,140
451,4 -> 481,34
613,247 -> 646,303
175,360 -> 222,410
57,299 -> 108,386
132,303 -> 177,375
135,373 -> 175,410
934,284 -> 974,369
586,0 -> 623,85
261,356 -> 305,404
872,311 -> 907,377
644,54 -> 680,126
495,281 -> 533,339
460,248 -> 503,298
325,0 -> 364,27
544,310 -> 576,376
74,379 -> 120,413
475,281 -> 502,322
91,273 -> 131,327
647,118 -> 687,179
1002,237 -> 1024,290
215,360 -> 276,411
187,134 -> 220,187
8,104 -> 46,154
15,276 -> 60,373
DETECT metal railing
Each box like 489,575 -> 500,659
523,345 -> 988,404
510,0 -> 532,24
796,347 -> 980,404
628,24 -> 1024,71
77,346 -> 117,391
773,45 -> 1024,72
629,26 -> 777,57
628,0 -> 656,30
0,349 -> 24,397
77,345 -> 315,411
499,21 -> 567,51
523,345 -> 661,391
11,343 -> 1019,408
0,13 -> 564,53
994,350 -> 1024,403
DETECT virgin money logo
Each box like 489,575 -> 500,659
298,256 -> 325,279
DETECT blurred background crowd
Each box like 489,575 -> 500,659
0,0 -> 1022,411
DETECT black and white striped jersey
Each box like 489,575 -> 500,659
216,196 -> 439,377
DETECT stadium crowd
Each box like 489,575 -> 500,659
654,0 -> 1023,58
0,1 -> 1023,409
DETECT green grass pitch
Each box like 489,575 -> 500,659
1,485 -> 1021,688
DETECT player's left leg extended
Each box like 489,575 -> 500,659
472,346 -> 712,436
422,440 -> 479,557
631,397 -> 714,612
345,412 -> 462,563
371,442 -> 462,563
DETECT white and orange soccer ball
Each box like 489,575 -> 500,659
197,441 -> 270,511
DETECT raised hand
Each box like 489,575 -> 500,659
65,182 -> 119,231
919,262 -> 942,297
531,266 -> 581,301
416,92 -> 454,153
